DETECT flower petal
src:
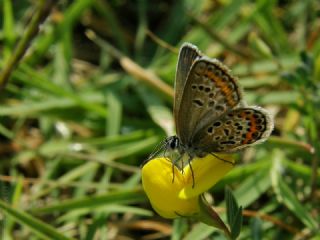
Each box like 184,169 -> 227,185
141,157 -> 199,218
179,154 -> 235,199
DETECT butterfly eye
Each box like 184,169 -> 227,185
168,137 -> 179,149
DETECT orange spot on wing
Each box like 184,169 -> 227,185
206,70 -> 236,107
242,115 -> 258,144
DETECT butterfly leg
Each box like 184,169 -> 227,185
187,155 -> 196,188
172,161 -> 175,183
171,154 -> 184,183
210,153 -> 235,166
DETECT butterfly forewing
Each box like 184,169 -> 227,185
176,57 -> 243,145
192,107 -> 273,153
174,43 -> 202,126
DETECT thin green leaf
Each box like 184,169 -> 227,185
271,150 -> 318,230
3,0 -> 16,59
0,199 -> 74,240
225,187 -> 239,227
106,90 -> 122,136
226,188 -> 242,240
230,206 -> 243,240
31,190 -> 146,214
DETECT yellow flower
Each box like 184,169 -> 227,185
141,154 -> 235,218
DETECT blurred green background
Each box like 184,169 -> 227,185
0,0 -> 319,239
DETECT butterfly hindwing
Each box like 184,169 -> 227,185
191,107 -> 274,153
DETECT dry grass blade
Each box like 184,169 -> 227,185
86,30 -> 174,100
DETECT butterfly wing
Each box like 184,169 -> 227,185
174,43 -> 202,126
176,57 -> 243,145
191,107 -> 274,153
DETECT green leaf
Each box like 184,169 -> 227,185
225,187 -> 239,227
0,199 -> 74,240
230,206 -> 243,240
31,190 -> 146,214
106,90 -> 122,136
3,0 -> 16,59
196,195 -> 231,238
226,187 -> 243,239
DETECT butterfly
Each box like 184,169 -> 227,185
147,43 -> 273,184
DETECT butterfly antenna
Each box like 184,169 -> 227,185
141,138 -> 167,167
148,138 -> 167,159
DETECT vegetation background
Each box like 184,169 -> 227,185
0,0 -> 319,239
